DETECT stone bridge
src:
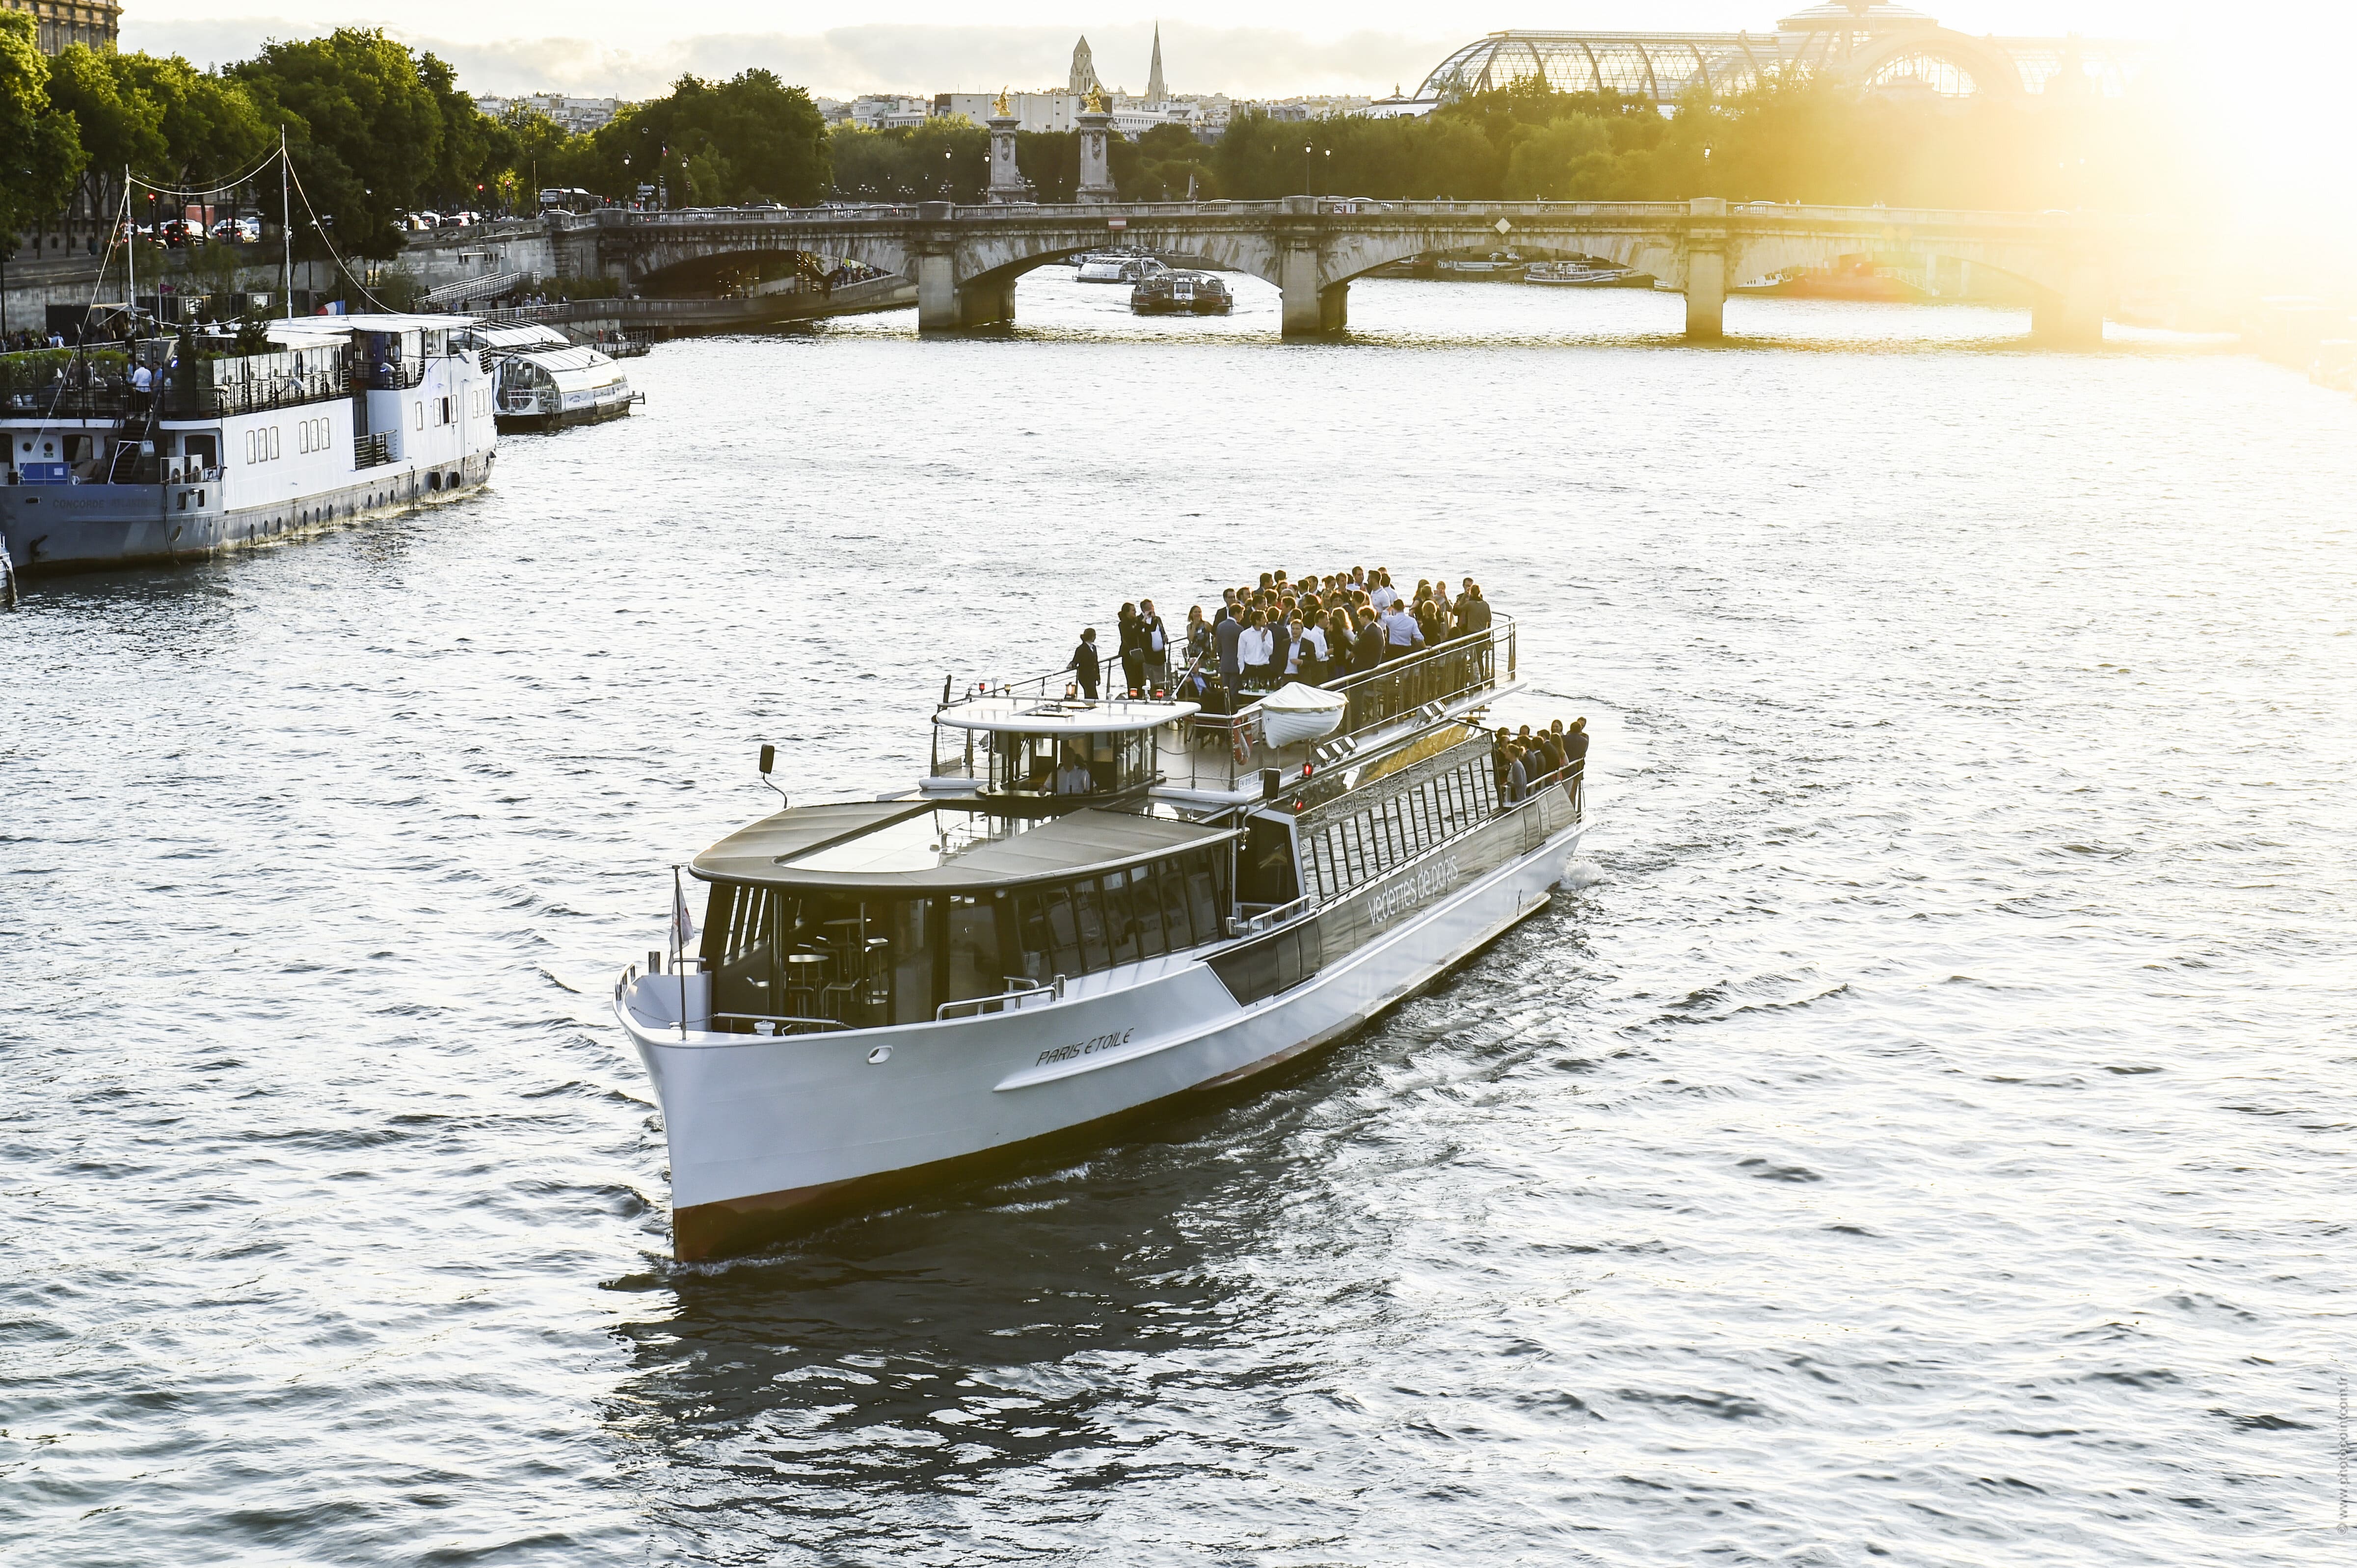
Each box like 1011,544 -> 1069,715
548,197 -> 2175,345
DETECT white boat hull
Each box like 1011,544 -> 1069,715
616,795 -> 1586,1258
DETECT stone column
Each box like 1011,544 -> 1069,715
2031,258 -> 2105,347
912,246 -> 960,332
986,114 -> 1027,204
1275,201 -> 1343,338
1683,196 -> 1726,341
1076,109 -> 1117,205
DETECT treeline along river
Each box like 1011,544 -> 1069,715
1,276 -> 2350,1564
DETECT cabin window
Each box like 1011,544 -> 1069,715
1070,881 -> 1111,970
1123,865 -> 1166,957
1041,884 -> 1081,972
1006,847 -> 1232,984
944,894 -> 1001,1007
696,883 -> 947,1032
1158,859 -> 1196,948
1241,818 -> 1299,911
414,402 -> 425,430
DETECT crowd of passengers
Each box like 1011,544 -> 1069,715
1494,719 -> 1589,805
1065,566 -> 1499,709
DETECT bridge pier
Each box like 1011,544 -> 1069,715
913,252 -> 1018,332
1684,197 -> 1727,341
2031,260 -> 2106,347
1277,213 -> 1348,338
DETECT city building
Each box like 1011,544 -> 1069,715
1412,2 -> 2150,109
1068,36 -> 1101,96
473,93 -> 626,135
940,92 -> 1084,133
2,0 -> 119,53
850,94 -> 932,130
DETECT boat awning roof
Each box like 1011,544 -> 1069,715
936,696 -> 1198,734
692,801 -> 1236,892
271,312 -> 480,333
469,323 -> 571,349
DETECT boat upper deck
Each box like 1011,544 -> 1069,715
928,612 -> 1517,801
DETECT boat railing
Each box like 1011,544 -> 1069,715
936,974 -> 1066,1020
1232,892 -> 1316,937
711,1012 -> 852,1035
1180,616 -> 1515,791
926,615 -> 1512,793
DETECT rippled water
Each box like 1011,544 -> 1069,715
3,275 -> 2351,1566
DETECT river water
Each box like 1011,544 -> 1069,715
3,274 -> 2352,1566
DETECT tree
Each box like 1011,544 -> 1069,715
826,119 -> 985,203
234,28 -> 453,259
589,71 -> 830,206
118,53 -> 270,195
42,44 -> 159,235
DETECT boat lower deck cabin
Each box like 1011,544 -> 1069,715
694,800 -> 1238,1033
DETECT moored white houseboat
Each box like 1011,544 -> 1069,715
0,312 -> 497,576
613,614 -> 1588,1259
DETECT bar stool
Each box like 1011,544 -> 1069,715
782,952 -> 832,1025
861,937 -> 894,1019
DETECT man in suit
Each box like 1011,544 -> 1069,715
1068,628 -> 1101,700
1215,607 -> 1244,705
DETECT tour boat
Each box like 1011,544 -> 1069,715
612,615 -> 1588,1259
466,322 -> 641,433
1434,250 -> 1525,278
1077,249 -> 1167,284
1523,261 -> 1649,288
1129,270 -> 1233,316
0,312 -> 496,576
1733,258 -> 1929,302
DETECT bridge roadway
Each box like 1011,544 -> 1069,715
546,196 -> 2165,345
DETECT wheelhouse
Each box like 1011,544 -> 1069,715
933,696 -> 1197,811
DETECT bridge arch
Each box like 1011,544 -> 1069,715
572,200 -> 2131,345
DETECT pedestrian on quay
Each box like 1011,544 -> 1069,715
1068,627 -> 1101,701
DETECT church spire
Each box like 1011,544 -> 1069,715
1146,23 -> 1167,103
1068,35 -> 1100,96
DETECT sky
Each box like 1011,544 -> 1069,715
118,1 -> 2235,100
